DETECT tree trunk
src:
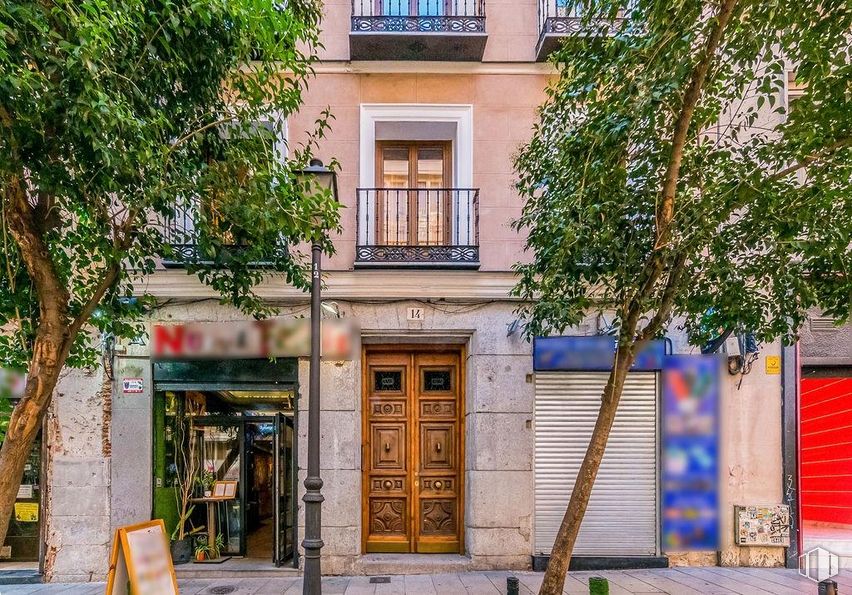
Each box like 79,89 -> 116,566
0,177 -> 74,550
538,346 -> 638,595
0,330 -> 67,548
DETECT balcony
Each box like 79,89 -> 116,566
350,0 -> 487,61
356,188 -> 479,268
536,2 -> 626,61
160,203 -> 287,267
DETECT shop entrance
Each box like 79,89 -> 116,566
153,359 -> 298,568
189,414 -> 295,563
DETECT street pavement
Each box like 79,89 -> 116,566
0,567 -> 838,594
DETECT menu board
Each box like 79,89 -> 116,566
106,520 -> 178,595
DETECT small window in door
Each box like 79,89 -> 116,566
423,369 -> 452,392
375,370 -> 403,392
377,141 -> 452,247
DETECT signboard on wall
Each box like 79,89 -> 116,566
152,318 -> 354,360
533,336 -> 667,371
122,378 -> 144,394
735,505 -> 790,546
14,502 -> 38,523
661,355 -> 721,551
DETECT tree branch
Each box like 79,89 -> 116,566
63,263 -> 120,349
625,0 -> 740,331
656,0 -> 740,249
64,205 -> 142,348
769,136 -> 852,181
637,250 -> 689,342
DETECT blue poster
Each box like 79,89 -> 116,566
662,355 -> 721,551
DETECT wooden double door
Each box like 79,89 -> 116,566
363,348 -> 464,553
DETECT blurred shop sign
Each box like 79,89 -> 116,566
0,368 -> 26,399
152,319 -> 355,360
533,336 -> 666,371
662,355 -> 721,551
106,520 -> 177,595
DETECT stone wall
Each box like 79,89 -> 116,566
290,299 -> 535,572
44,367 -> 112,582
718,341 -> 785,567
40,297 -> 790,579
110,357 -> 153,532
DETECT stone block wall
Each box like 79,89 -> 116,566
44,367 -> 112,582
289,300 -> 536,572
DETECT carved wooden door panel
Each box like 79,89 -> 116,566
412,352 -> 461,553
363,349 -> 462,554
364,353 -> 411,552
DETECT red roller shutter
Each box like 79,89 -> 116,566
801,377 -> 852,525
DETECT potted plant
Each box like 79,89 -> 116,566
170,404 -> 203,564
207,533 -> 226,560
196,469 -> 215,498
194,542 -> 208,562
169,506 -> 199,564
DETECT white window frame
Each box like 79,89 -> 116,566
359,104 -> 474,246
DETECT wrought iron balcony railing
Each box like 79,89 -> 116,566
537,1 -> 627,60
356,188 -> 480,268
350,0 -> 487,61
160,204 -> 287,267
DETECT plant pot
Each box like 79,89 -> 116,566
204,490 -> 212,497
196,551 -> 206,562
170,538 -> 193,565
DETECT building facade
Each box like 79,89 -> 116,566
3,0 -> 844,584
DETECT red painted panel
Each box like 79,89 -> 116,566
800,377 -> 852,525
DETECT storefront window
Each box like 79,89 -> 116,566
152,387 -> 295,563
2,432 -> 42,562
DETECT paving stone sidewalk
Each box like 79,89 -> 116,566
0,567 -> 838,594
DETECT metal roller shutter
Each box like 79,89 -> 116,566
534,372 -> 658,556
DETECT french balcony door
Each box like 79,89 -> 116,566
377,141 -> 452,247
378,0 -> 449,17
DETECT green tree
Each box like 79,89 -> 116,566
0,0 -> 339,548
514,2 -> 851,593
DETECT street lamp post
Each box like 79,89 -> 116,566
295,159 -> 338,595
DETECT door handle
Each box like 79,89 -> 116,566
436,442 -> 442,453
384,442 -> 391,453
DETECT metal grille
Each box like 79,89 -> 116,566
160,201 -> 287,266
810,316 -> 839,332
353,0 -> 484,16
534,372 -> 658,556
537,1 -> 627,36
356,188 -> 479,265
352,0 -> 486,30
537,0 -> 581,33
